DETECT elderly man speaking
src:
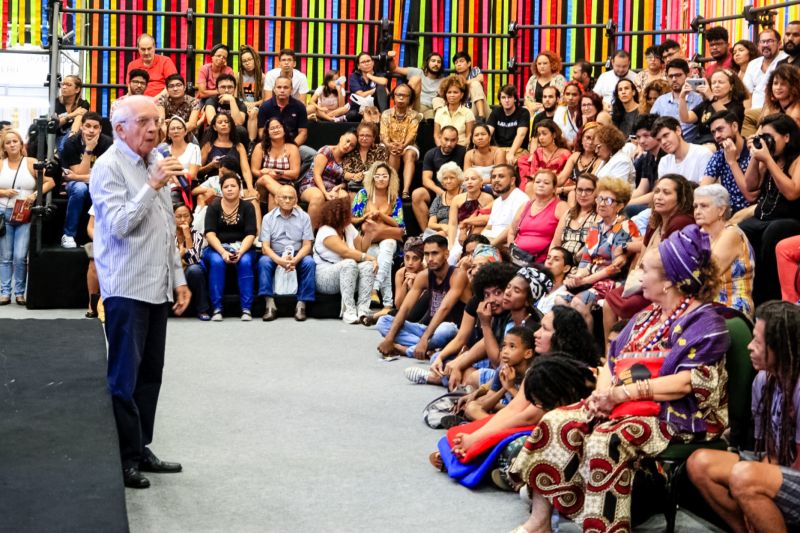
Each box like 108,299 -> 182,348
90,95 -> 191,489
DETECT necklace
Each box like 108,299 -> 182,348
623,297 -> 694,353
537,145 -> 560,165
221,201 -> 239,225
758,175 -> 781,219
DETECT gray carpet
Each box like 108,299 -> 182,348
1,306 -> 724,532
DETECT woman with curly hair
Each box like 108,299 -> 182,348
760,64 -> 800,128
560,178 -> 639,330
534,305 -> 600,366
594,124 -> 635,184
732,39 -> 760,81
640,79 -> 671,115
433,75 -> 475,147
524,51 -> 567,113
509,224 -> 729,533
680,68 -> 748,145
313,197 -> 377,324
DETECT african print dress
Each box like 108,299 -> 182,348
509,302 -> 730,532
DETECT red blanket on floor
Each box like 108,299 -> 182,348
445,415 -> 535,463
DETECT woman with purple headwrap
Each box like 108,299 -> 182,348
507,225 -> 730,533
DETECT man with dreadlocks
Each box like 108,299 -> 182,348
688,300 -> 800,533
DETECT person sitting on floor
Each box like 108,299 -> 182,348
688,300 -> 800,533
377,234 -> 466,359
257,184 -> 315,322
394,236 -> 426,312
202,169 -> 258,322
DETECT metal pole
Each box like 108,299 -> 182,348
47,2 -> 60,155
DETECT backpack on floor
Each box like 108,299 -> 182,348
423,391 -> 466,429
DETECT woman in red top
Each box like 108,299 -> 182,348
508,170 -> 569,265
521,119 -> 571,195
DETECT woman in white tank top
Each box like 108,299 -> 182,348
0,130 -> 55,304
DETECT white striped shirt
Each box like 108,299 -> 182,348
89,139 -> 186,304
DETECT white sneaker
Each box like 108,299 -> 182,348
61,235 -> 77,248
342,310 -> 359,324
211,311 -> 223,322
241,310 -> 252,321
404,366 -> 430,384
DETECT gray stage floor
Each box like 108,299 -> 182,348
2,305 -> 723,532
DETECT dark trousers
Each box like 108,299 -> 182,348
104,297 -> 169,469
185,263 -> 210,314
739,216 -> 800,306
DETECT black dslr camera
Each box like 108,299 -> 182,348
752,133 -> 776,154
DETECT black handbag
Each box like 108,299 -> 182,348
0,212 -> 5,237
509,243 -> 537,267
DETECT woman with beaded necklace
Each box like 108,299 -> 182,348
740,113 -> 800,305
508,224 -> 730,533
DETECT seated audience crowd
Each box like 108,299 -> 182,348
4,23 -> 800,531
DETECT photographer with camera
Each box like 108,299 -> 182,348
740,113 -> 800,305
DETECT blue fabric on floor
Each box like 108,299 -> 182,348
437,430 -> 532,488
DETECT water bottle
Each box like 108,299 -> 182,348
335,76 -> 346,87
283,245 -> 294,260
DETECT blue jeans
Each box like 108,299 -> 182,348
202,248 -> 255,312
257,255 -> 316,302
376,315 -> 459,357
0,207 -> 31,297
184,263 -> 210,315
64,181 -> 91,237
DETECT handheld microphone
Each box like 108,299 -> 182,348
156,145 -> 189,189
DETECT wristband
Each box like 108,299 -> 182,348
84,150 -> 94,155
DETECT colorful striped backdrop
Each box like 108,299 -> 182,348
2,0 -> 799,114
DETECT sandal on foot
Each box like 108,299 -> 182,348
359,314 -> 377,327
428,451 -> 445,472
402,191 -> 411,201
15,296 -> 26,306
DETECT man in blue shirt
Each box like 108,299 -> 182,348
650,58 -> 703,143
702,110 -> 753,216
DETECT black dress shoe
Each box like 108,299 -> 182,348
294,305 -> 306,321
140,449 -> 182,473
262,307 -> 278,321
123,467 -> 150,489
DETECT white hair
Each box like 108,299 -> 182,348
437,161 -> 464,183
110,95 -> 156,139
694,183 -> 732,220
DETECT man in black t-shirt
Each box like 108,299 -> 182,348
626,114 -> 664,217
531,86 -> 560,131
412,126 -> 467,230
60,112 -> 112,248
487,84 -> 530,165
